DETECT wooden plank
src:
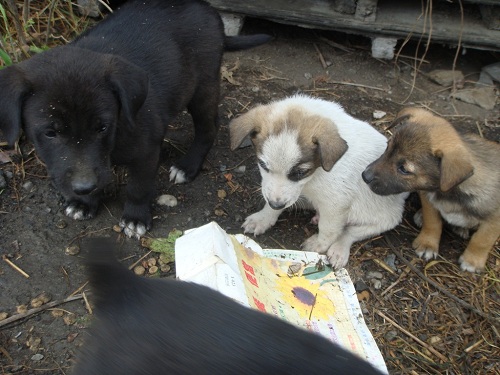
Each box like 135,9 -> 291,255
207,0 -> 500,51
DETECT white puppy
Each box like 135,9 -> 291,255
230,94 -> 408,269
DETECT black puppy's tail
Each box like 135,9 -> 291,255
85,238 -> 137,310
224,34 -> 273,52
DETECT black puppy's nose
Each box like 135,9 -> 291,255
269,200 -> 286,210
72,180 -> 97,195
362,168 -> 373,184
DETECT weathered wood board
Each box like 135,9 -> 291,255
207,0 -> 500,51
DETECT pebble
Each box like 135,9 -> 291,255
63,314 -> 77,326
113,224 -> 122,233
234,165 -> 246,174
31,354 -> 44,361
56,219 -> 67,229
0,312 -> 8,321
371,278 -> 382,290
384,254 -> 396,270
134,265 -> 146,276
385,330 -> 398,341
251,86 -> 259,92
148,265 -> 159,274
147,258 -> 157,267
366,271 -> 383,279
16,305 -> 28,314
354,280 -> 369,292
157,194 -> 177,207
304,72 -> 312,80
22,181 -> 34,191
0,172 -> 7,189
160,264 -> 171,273
31,292 -> 52,308
217,189 -> 227,199
65,245 -> 80,256
372,110 -> 386,119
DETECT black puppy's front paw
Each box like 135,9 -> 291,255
120,202 -> 152,239
64,200 -> 97,220
169,165 -> 191,184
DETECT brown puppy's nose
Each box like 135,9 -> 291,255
362,168 -> 374,184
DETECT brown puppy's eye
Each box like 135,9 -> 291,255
397,165 -> 411,175
45,130 -> 57,138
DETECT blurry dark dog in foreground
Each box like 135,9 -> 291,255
73,238 -> 383,375
362,108 -> 500,272
0,0 -> 270,239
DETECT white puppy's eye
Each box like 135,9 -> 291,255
288,168 -> 310,182
258,159 -> 269,172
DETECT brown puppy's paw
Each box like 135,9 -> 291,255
412,232 -> 439,260
458,248 -> 488,273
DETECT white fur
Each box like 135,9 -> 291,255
242,95 -> 408,269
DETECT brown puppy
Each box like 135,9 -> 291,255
362,108 -> 500,272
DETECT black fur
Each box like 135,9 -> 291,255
73,238 -> 384,375
0,0 -> 271,233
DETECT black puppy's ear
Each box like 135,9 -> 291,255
106,56 -> 149,128
0,66 -> 30,145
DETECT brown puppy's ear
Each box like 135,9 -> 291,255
436,149 -> 474,192
311,117 -> 348,171
387,112 -> 412,131
106,56 -> 149,128
0,66 -> 30,146
229,106 -> 268,151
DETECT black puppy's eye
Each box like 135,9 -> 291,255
397,165 -> 411,175
258,159 -> 269,172
98,125 -> 108,133
45,130 -> 57,138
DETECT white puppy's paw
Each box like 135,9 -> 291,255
119,219 -> 147,240
242,211 -> 277,235
326,245 -> 350,270
169,166 -> 188,184
301,234 -> 329,254
413,209 -> 423,228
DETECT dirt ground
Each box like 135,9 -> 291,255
1,17 -> 499,375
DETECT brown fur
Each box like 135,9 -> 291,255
230,104 -> 348,171
362,107 -> 500,272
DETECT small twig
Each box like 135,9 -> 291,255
313,43 -> 328,69
375,309 -> 448,362
82,291 -> 93,314
69,281 -> 89,297
128,250 -> 152,270
464,339 -> 484,353
2,255 -> 30,278
385,237 -> 498,323
327,81 -> 387,92
0,294 -> 84,328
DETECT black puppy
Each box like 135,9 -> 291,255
73,238 -> 384,375
0,0 -> 270,238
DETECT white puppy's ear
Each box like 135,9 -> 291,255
311,118 -> 348,171
229,106 -> 268,151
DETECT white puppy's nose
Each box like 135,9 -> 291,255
268,200 -> 286,210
